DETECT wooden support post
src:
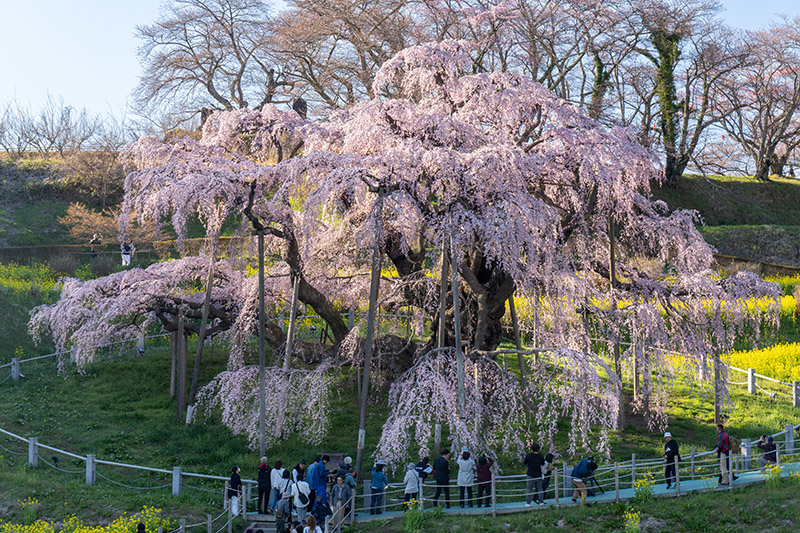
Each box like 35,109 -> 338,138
284,274 -> 300,371
85,454 -> 96,485
608,215 -> 625,430
434,423 -> 442,457
491,475 -> 496,517
206,515 -> 212,533
451,249 -> 464,418
11,358 -> 19,380
748,368 -> 756,395
179,519 -> 186,533
169,331 -> 176,398
172,467 -> 182,496
794,381 -> 800,408
354,194 -> 384,478
137,332 -> 145,355
554,467 -> 560,508
713,351 -> 722,424
28,437 -> 38,467
508,295 -> 527,389
176,314 -> 187,420
348,308 -> 355,330
187,259 -> 216,422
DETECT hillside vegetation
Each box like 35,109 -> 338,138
653,175 -> 800,266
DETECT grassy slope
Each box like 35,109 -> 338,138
652,174 -> 800,266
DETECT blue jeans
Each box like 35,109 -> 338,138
270,488 -> 281,509
370,490 -> 384,514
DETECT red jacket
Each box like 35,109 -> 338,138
476,457 -> 494,484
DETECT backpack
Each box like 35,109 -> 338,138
274,506 -> 284,520
729,435 -> 741,454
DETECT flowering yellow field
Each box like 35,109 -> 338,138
728,343 -> 800,382
0,505 -> 172,533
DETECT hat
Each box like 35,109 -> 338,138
344,456 -> 352,465
376,459 -> 386,466
407,463 -> 416,470
462,446 -> 469,452
664,432 -> 672,438
282,492 -> 291,499
260,456 -> 268,464
767,436 -> 774,443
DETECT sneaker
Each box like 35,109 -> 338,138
525,503 -> 531,507
666,485 -> 671,490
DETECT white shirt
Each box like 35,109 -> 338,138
270,467 -> 286,489
302,527 -> 322,533
292,480 -> 310,508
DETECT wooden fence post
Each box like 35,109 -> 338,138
690,446 -> 695,479
748,368 -> 756,394
793,381 -> 800,408
491,475 -> 496,517
741,439 -> 751,470
28,437 -> 38,467
631,454 -> 636,485
674,456 -> 681,496
179,519 -> 186,533
206,515 -> 212,533
785,424 -> 794,455
137,332 -> 145,355
554,467 -> 560,508
85,454 -> 95,485
172,467 -> 182,496
614,462 -> 619,502
11,358 -> 20,380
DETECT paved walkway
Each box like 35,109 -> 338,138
353,461 -> 800,522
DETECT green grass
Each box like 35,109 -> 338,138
351,476 -> 800,532
699,225 -> 800,267
652,174 -> 800,227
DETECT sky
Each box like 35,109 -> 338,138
0,0 -> 798,118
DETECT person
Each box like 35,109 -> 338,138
292,460 -> 306,482
476,454 -> 494,508
714,423 -> 732,485
456,450 -> 475,508
302,516 -> 323,533
336,456 -> 353,479
344,469 -> 357,491
432,449 -> 452,508
306,456 -> 320,512
330,475 -> 352,524
280,469 -> 295,515
524,443 -> 546,506
271,460 -> 286,511
757,434 -> 777,473
570,458 -> 596,504
310,495 -> 332,526
229,466 -> 242,515
317,455 -> 331,505
121,240 -> 133,266
274,492 -> 292,533
369,463 -> 388,514
403,462 -> 421,511
257,456 -> 272,514
663,432 -> 680,490
541,453 -> 555,496
416,456 -> 432,483
137,524 -> 146,533
292,472 -> 311,524
89,233 -> 101,258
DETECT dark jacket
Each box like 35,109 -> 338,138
757,441 -> 777,462
524,452 -> 545,478
572,459 -> 591,480
416,460 -> 431,481
229,472 -> 242,497
476,457 -> 494,484
664,440 -> 680,463
312,500 -> 332,523
257,463 -> 271,491
433,455 -> 451,482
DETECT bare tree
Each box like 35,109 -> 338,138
134,0 -> 290,121
272,0 -> 413,111
0,99 -> 35,159
717,20 -> 800,181
30,94 -> 98,158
